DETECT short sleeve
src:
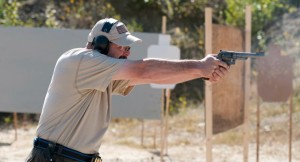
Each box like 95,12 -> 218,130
76,51 -> 126,92
112,80 -> 134,96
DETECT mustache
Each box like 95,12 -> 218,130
119,56 -> 127,59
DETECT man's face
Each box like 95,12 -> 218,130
107,43 -> 131,59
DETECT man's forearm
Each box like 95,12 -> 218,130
127,58 -> 203,85
148,73 -> 200,84
114,55 -> 229,85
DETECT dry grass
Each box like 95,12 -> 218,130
211,98 -> 300,146
103,98 -> 300,155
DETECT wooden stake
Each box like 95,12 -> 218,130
23,113 -> 28,128
13,112 -> 18,141
244,5 -> 252,162
160,15 -> 168,161
205,7 -> 213,162
289,95 -> 293,162
160,89 -> 165,161
162,16 -> 167,34
165,89 -> 171,154
154,121 -> 157,148
256,96 -> 260,162
141,119 -> 144,147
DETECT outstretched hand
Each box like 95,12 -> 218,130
199,54 -> 229,83
208,66 -> 229,83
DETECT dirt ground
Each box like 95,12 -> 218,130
0,105 -> 299,162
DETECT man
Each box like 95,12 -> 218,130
26,18 -> 229,162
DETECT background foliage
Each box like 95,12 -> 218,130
0,0 -> 299,116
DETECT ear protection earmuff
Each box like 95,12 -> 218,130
92,19 -> 118,55
92,36 -> 110,54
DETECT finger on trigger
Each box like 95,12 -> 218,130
218,60 -> 229,69
216,68 -> 225,77
219,66 -> 228,73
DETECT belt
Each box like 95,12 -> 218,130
34,137 -> 100,162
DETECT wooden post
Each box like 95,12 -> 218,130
13,112 -> 18,141
244,5 -> 252,162
162,15 -> 171,156
205,7 -> 213,162
289,95 -> 293,162
141,119 -> 144,147
154,121 -> 157,148
256,96 -> 260,162
162,16 -> 167,34
160,90 -> 165,161
160,15 -> 167,161
165,89 -> 171,154
23,113 -> 28,128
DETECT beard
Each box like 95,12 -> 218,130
119,56 -> 127,59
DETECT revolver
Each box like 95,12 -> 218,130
216,50 -> 265,65
203,50 -> 265,80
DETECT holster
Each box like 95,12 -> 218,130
43,141 -> 56,162
91,153 -> 102,162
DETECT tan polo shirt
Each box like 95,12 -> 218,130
36,48 -> 133,154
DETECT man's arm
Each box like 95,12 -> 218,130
112,55 -> 229,85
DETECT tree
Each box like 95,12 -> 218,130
224,0 -> 298,51
0,0 -> 23,26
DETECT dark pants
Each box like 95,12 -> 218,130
26,137 -> 102,162
26,147 -> 77,162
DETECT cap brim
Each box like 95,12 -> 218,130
111,34 -> 142,46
